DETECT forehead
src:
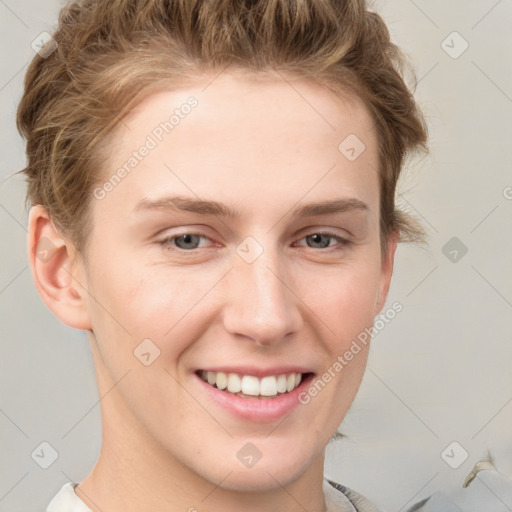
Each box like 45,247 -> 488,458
120,69 -> 376,148
96,70 -> 380,220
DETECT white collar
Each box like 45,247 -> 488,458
46,482 -> 92,512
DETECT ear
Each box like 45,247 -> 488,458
27,205 -> 92,331
374,230 -> 399,316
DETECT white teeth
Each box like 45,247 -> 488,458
216,371 -> 227,390
227,373 -> 241,393
200,371 -> 305,397
286,374 -> 295,392
277,374 -> 287,393
260,376 -> 277,396
241,375 -> 260,396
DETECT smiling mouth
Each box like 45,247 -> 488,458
197,370 -> 311,399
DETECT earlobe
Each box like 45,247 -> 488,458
27,205 -> 92,331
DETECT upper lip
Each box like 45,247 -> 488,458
196,366 -> 314,378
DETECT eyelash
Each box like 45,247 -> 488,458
159,231 -> 350,254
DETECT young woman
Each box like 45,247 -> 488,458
17,1 -> 429,510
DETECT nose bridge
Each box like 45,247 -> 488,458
223,236 -> 300,345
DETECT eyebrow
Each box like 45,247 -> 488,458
133,195 -> 369,219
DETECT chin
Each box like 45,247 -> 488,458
210,462 -> 308,493
192,441 -> 318,493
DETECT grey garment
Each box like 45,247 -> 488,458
47,479 -> 383,512
406,469 -> 512,512
325,480 -> 383,512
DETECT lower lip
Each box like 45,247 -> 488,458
195,373 -> 314,423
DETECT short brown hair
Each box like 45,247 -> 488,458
17,0 -> 428,254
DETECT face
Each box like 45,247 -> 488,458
76,70 -> 394,492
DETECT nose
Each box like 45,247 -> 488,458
222,242 -> 302,347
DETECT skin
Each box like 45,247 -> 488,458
28,69 -> 397,512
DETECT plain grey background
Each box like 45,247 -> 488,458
1,1 -> 511,511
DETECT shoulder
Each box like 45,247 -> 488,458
324,479 -> 384,512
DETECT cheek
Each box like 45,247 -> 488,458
299,258 -> 381,342
297,261 -> 380,434
86,260 -> 220,364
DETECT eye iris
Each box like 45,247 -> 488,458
175,234 -> 200,249
308,234 -> 331,248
